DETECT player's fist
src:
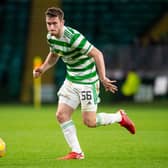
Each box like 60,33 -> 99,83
33,67 -> 43,78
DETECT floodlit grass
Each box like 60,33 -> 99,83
0,103 -> 168,168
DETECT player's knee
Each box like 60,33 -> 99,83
83,118 -> 96,128
56,111 -> 66,123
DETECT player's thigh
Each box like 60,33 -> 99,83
56,81 -> 80,123
57,80 -> 80,110
79,81 -> 100,112
79,82 -> 99,127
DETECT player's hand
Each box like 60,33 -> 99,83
101,77 -> 118,93
33,67 -> 43,78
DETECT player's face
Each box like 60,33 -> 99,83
46,16 -> 64,37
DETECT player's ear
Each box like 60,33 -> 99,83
62,19 -> 65,25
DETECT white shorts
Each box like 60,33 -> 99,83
57,79 -> 100,112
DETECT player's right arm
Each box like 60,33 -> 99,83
33,52 -> 59,78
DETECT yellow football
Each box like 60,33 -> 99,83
0,138 -> 6,157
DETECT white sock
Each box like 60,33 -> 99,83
96,112 -> 122,126
60,120 -> 82,153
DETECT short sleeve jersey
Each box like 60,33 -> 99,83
47,26 -> 99,84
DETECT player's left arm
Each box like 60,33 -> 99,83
88,47 -> 118,93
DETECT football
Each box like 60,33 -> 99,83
0,138 -> 6,157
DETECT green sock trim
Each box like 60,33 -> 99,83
61,120 -> 74,130
96,114 -> 102,126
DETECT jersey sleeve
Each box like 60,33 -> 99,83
70,33 -> 93,55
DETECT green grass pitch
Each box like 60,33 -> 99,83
0,102 -> 168,168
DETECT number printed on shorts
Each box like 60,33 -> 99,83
81,91 -> 92,100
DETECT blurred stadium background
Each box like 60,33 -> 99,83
0,0 -> 168,104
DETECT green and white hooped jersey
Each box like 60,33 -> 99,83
47,26 -> 99,84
